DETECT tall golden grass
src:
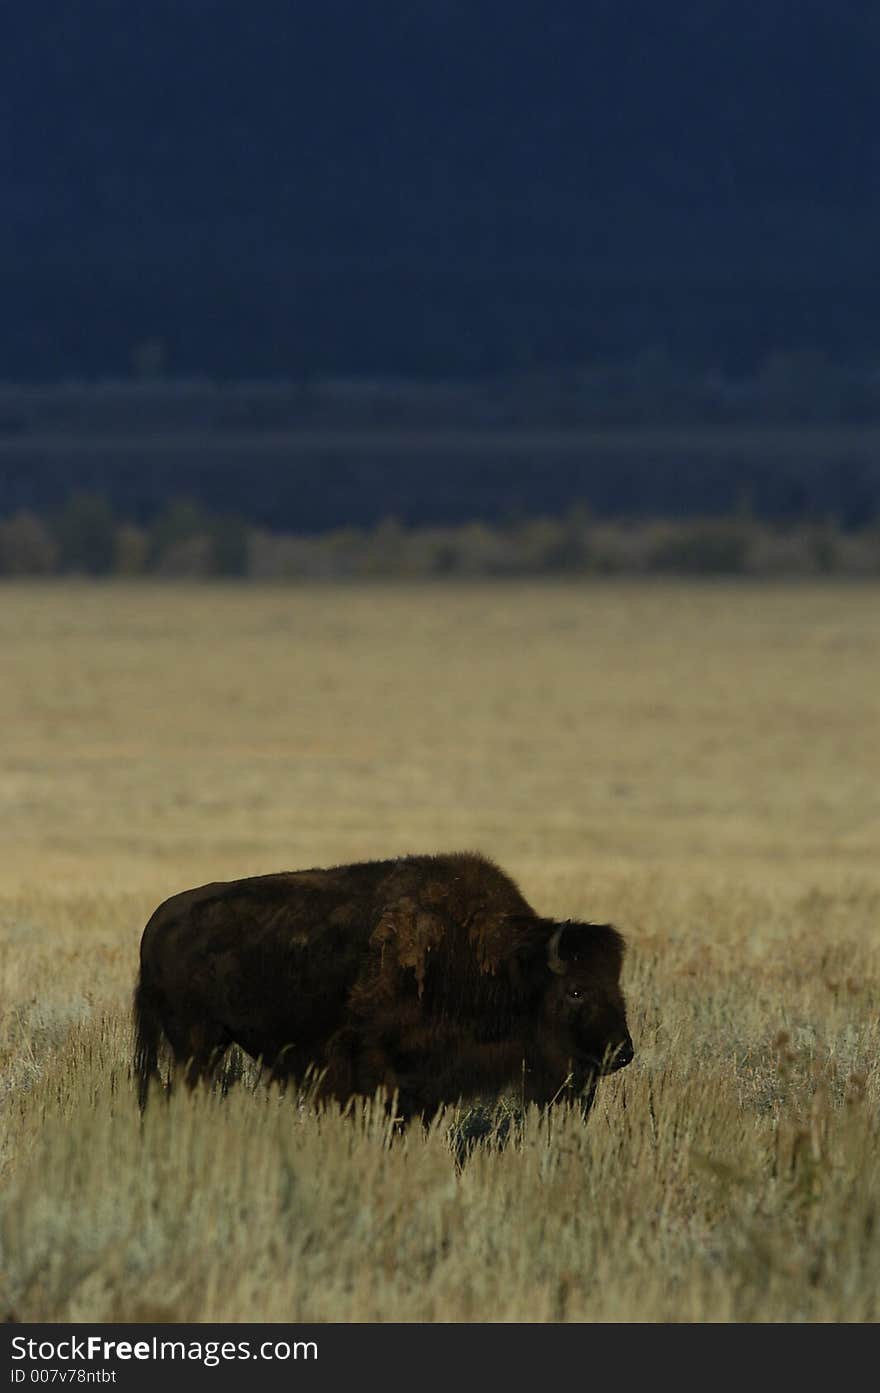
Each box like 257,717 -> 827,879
1,580 -> 878,1321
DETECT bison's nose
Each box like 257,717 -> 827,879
612,1038 -> 634,1070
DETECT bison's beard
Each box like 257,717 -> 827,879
554,1062 -> 600,1119
520,1051 -> 600,1113
574,1073 -> 599,1119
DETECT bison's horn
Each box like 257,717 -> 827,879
547,924 -> 568,975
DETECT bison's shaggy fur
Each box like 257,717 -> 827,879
134,851 -> 633,1119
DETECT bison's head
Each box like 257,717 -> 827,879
534,920 -> 633,1090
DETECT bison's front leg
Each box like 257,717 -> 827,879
319,1027 -> 404,1118
316,1026 -> 360,1104
330,1029 -> 434,1126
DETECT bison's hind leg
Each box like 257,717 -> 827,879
185,1023 -> 233,1093
162,1014 -> 233,1095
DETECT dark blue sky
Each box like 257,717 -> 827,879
3,2 -> 878,378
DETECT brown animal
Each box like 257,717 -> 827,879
134,851 -> 633,1119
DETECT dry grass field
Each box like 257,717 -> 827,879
1,579 -> 878,1322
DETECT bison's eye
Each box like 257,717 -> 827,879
567,987 -> 583,1001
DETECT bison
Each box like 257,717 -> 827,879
134,851 -> 633,1120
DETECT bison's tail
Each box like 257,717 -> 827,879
133,973 -> 163,1113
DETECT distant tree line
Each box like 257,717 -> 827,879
5,351 -> 880,432
1,495 -> 878,579
4,367 -> 880,533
